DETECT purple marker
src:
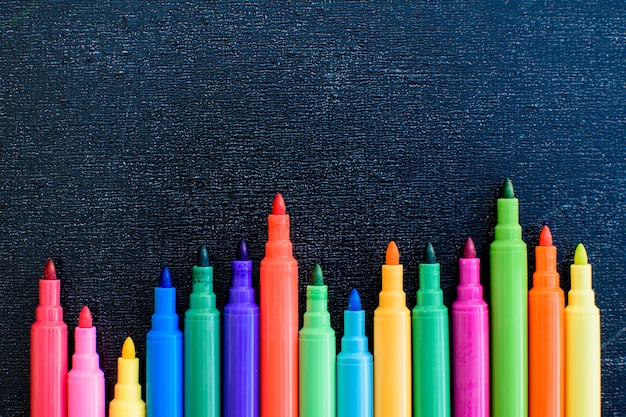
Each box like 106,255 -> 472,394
223,239 -> 259,417
451,238 -> 490,417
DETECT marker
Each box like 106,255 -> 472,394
413,242 -> 451,417
185,246 -> 220,417
260,193 -> 299,417
374,241 -> 411,417
31,259 -> 68,417
529,226 -> 565,417
565,244 -> 601,417
490,179 -> 528,417
185,245 -> 221,417
299,264 -> 336,417
147,266 -> 183,417
337,288 -> 373,417
451,237 -> 489,417
224,239 -> 259,417
109,337 -> 146,417
67,306 -> 105,417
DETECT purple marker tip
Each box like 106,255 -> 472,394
237,239 -> 249,261
159,266 -> 172,288
348,288 -> 361,311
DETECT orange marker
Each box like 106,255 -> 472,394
529,226 -> 564,417
260,193 -> 299,417
373,241 -> 411,417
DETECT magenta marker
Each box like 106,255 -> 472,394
67,306 -> 105,417
451,238 -> 489,417
223,239 -> 259,417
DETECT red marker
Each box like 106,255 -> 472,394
31,259 -> 68,417
68,306 -> 105,417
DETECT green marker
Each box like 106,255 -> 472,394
490,179 -> 528,417
184,245 -> 220,417
299,264 -> 336,417
412,243 -> 451,417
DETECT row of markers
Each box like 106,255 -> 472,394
30,180 -> 601,417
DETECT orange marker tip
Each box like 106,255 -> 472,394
272,193 -> 286,215
386,241 -> 400,265
79,305 -> 93,328
43,259 -> 57,280
539,225 -> 553,246
122,337 -> 135,359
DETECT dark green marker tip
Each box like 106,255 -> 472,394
197,245 -> 209,267
501,178 -> 515,198
424,242 -> 437,264
312,263 -> 324,286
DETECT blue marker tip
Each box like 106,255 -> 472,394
237,238 -> 249,261
348,288 -> 361,311
159,266 -> 172,288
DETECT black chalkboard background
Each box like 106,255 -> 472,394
1,2 -> 625,416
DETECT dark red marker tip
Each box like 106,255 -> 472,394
79,305 -> 93,328
272,193 -> 286,215
43,259 -> 57,280
539,225 -> 553,246
463,237 -> 476,259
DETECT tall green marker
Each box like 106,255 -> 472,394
184,245 -> 220,417
412,242 -> 450,417
299,264 -> 336,417
490,179 -> 528,417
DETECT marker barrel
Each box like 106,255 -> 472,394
490,196 -> 528,417
412,262 -> 451,417
260,211 -> 299,417
185,264 -> 221,417
299,283 -> 336,417
566,261 -> 601,417
337,307 -> 373,417
374,263 -> 412,417
68,326 -> 105,417
109,347 -> 145,417
147,286 -> 183,417
31,278 -> 68,417
224,259 -> 259,417
452,257 -> 489,417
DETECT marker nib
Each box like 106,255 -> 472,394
122,337 -> 136,359
237,239 -> 249,261
312,263 -> 324,285
43,259 -> 57,280
348,288 -> 361,311
463,237 -> 476,258
386,241 -> 400,265
197,245 -> 209,267
424,242 -> 437,264
501,178 -> 515,198
272,193 -> 286,215
539,225 -> 553,246
159,266 -> 173,288
79,305 -> 93,328
574,243 -> 588,265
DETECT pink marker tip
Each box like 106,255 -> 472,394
43,259 -> 57,280
539,225 -> 553,246
79,305 -> 93,328
463,237 -> 476,258
272,193 -> 286,215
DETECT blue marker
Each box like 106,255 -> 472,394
337,288 -> 373,417
147,266 -> 183,417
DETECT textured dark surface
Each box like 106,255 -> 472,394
1,2 -> 625,415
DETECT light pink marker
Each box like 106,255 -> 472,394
67,306 -> 105,417
451,238 -> 490,417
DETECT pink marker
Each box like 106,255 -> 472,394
451,238 -> 490,417
67,306 -> 105,417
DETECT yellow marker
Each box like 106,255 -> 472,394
109,337 -> 146,417
565,244 -> 601,417
374,241 -> 411,417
